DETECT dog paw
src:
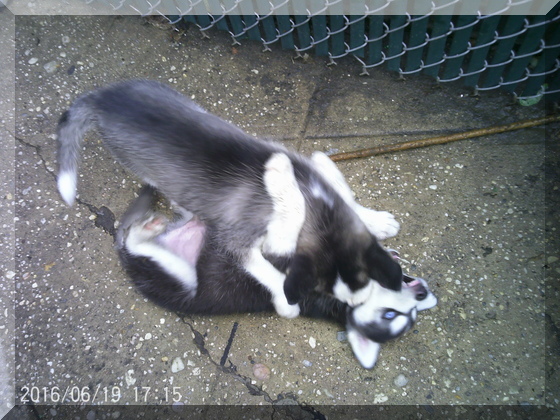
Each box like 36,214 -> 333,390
356,207 -> 400,240
273,297 -> 301,319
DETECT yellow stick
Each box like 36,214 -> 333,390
329,115 -> 559,162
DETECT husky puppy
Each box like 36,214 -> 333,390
117,185 -> 437,368
56,80 -> 402,319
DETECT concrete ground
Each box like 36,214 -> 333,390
4,13 -> 558,418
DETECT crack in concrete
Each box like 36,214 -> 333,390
15,136 -> 56,181
179,315 -> 326,418
16,138 -> 325,417
16,136 -> 117,237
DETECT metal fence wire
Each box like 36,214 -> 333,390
122,0 -> 560,103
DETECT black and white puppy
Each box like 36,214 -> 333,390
117,185 -> 437,368
56,80 -> 402,319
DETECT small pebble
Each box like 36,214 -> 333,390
28,57 -> 38,65
336,331 -> 347,342
303,360 -> 312,367
171,357 -> 185,373
308,337 -> 316,348
394,374 -> 408,387
252,363 -> 271,381
43,61 -> 58,73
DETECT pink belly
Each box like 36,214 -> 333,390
159,218 -> 206,266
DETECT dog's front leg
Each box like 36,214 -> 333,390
261,152 -> 306,256
248,152 -> 305,317
311,151 -> 400,240
244,247 -> 300,318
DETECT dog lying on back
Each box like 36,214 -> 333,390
116,181 -> 437,369
56,80 -> 404,319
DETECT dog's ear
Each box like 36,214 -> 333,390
366,243 -> 403,291
347,328 -> 381,369
283,254 -> 316,305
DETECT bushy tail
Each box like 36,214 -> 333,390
56,98 -> 95,206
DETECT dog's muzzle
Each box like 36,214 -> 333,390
403,274 -> 428,301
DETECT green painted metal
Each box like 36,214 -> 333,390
481,15 -> 527,89
386,15 -> 407,72
463,15 -> 501,87
348,15 -> 365,58
175,10 -> 559,101
501,15 -> 547,92
328,15 -> 346,58
521,20 -> 560,99
293,15 -> 312,52
366,15 -> 385,67
226,15 -> 245,39
404,15 -> 429,73
276,15 -> 295,50
311,15 -> 329,56
442,15 -> 478,81
423,15 -> 453,77
260,15 -> 277,44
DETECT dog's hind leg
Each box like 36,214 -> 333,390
310,151 -> 400,240
124,213 -> 198,297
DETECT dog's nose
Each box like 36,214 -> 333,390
414,285 -> 428,301
403,275 -> 428,301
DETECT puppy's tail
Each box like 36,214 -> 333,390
56,96 -> 96,206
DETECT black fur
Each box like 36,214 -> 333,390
59,80 -> 402,306
117,187 -> 351,321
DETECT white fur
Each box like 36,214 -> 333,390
57,171 -> 77,206
332,276 -> 373,307
243,247 -> 300,318
352,281 -> 417,326
347,329 -> 381,369
239,152 -> 304,319
126,222 -> 198,295
261,153 -> 306,256
416,279 -> 438,311
389,315 -> 410,336
309,180 -> 335,208
354,207 -> 400,240
310,151 -> 355,203
310,152 -> 400,240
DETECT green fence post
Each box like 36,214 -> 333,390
481,15 -> 528,89
424,15 -> 453,77
501,16 -> 547,92
463,15 -> 501,87
405,14 -> 430,73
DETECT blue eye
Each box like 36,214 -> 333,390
383,311 -> 397,320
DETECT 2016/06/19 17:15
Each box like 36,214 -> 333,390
19,385 -> 185,403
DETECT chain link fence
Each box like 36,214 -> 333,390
108,0 -> 560,103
